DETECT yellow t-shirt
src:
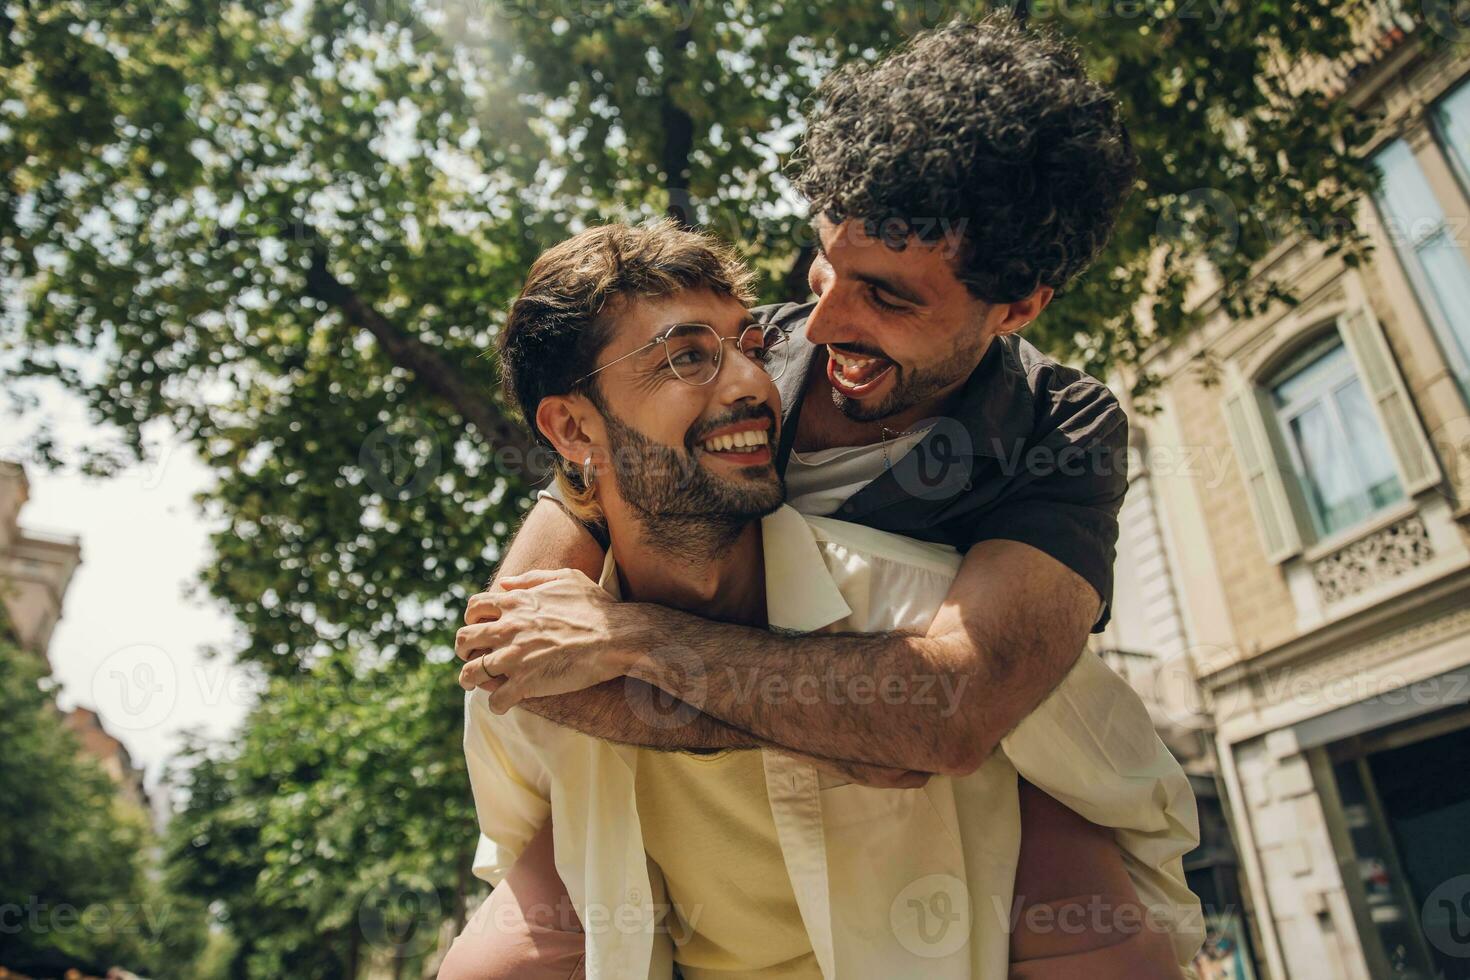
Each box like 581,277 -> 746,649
634,747 -> 822,980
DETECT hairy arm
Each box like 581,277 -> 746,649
630,539 -> 1097,774
464,500 -> 928,784
475,499 -> 747,748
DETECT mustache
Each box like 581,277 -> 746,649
687,405 -> 779,449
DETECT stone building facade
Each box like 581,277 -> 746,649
2,459 -> 151,813
1098,18 -> 1470,980
1,459 -> 82,657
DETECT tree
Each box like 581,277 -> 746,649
2,0 -> 1390,671
0,1 -> 1402,973
0,638 -> 209,977
166,655 -> 476,978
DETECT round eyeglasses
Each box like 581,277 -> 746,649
574,322 -> 790,388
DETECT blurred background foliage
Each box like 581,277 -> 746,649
0,0 -> 1394,975
0,633 -> 212,978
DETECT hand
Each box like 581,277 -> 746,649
455,568 -> 639,713
779,749 -> 931,790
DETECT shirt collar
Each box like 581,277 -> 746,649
759,505 -> 853,633
595,506 -> 851,634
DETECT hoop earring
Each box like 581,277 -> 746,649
581,454 -> 596,490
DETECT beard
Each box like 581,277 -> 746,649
600,406 -> 784,564
829,328 -> 989,423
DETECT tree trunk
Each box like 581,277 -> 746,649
661,8 -> 696,229
346,925 -> 361,979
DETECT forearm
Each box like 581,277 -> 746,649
517,677 -> 931,786
623,605 -> 983,774
620,540 -> 1097,775
517,678 -> 761,751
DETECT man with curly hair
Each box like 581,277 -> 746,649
447,14 -> 1200,980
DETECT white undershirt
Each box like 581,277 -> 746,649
782,427 -> 932,517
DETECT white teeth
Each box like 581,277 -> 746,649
701,429 -> 769,453
829,347 -> 876,370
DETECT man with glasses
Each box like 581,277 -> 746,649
447,16 -> 1203,979
439,221 -> 1198,979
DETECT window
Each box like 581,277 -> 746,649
1435,79 -> 1470,188
1222,306 -> 1439,565
1372,139 -> 1470,386
1268,333 -> 1405,539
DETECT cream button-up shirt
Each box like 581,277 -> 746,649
465,505 -> 1202,979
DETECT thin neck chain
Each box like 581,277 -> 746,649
788,422 -> 932,467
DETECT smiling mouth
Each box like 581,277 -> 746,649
697,426 -> 772,461
827,345 -> 896,397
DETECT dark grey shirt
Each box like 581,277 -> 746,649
758,301 -> 1130,631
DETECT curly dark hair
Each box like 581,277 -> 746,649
792,15 -> 1137,303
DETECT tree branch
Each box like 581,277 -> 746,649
303,248 -> 545,477
661,9 -> 696,229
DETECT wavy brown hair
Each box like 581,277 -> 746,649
496,221 -> 757,522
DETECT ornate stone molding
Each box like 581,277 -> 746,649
1312,514 -> 1434,605
1216,602 -> 1470,728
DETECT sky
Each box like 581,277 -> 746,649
3,383 -> 255,792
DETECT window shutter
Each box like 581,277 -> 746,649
1337,307 -> 1442,495
1222,383 -> 1304,563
